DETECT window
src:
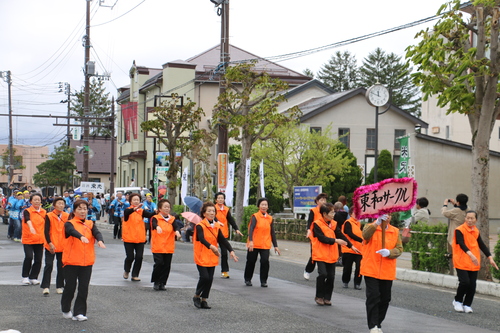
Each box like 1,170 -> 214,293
394,129 -> 406,150
338,128 -> 350,148
366,129 -> 376,150
310,127 -> 321,134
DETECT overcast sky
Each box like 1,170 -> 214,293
0,0 -> 446,150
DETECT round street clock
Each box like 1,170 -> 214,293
366,84 -> 390,107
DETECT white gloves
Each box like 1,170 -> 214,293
375,214 -> 389,225
376,249 -> 390,257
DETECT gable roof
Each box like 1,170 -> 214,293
298,87 -> 428,128
283,79 -> 335,98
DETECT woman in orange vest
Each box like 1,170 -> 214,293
150,199 -> 181,291
360,214 -> 403,333
452,210 -> 498,313
122,193 -> 156,281
41,197 -> 69,296
244,198 -> 281,288
341,207 -> 363,290
61,199 -> 105,321
193,201 -> 238,309
215,192 -> 243,279
311,202 -> 357,306
303,193 -> 328,280
21,193 -> 47,286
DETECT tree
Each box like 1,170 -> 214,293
71,78 -> 112,136
406,0 -> 500,279
0,148 -> 25,186
140,94 -> 213,202
360,48 -> 421,116
212,62 -> 301,226
317,51 -> 360,91
252,124 -> 352,209
32,143 -> 76,190
365,149 -> 394,185
302,68 -> 315,78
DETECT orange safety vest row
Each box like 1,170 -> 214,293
122,208 -> 146,243
216,204 -> 231,238
151,214 -> 176,254
193,219 -> 221,267
44,210 -> 70,252
360,223 -> 399,280
453,222 -> 481,271
310,217 -> 339,264
341,217 -> 363,255
62,219 -> 96,267
22,206 -> 47,245
247,211 -> 273,250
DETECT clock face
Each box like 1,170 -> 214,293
366,85 -> 390,107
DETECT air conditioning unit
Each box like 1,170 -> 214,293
432,127 -> 440,134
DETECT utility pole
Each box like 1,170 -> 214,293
110,96 -> 115,194
82,0 -> 91,181
1,70 -> 14,186
59,82 -> 71,146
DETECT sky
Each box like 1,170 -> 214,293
0,0 -> 448,151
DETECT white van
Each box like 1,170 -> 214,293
113,187 -> 151,200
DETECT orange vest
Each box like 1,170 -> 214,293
62,219 -> 96,266
216,204 -> 231,238
247,211 -> 273,250
122,208 -> 146,243
311,218 -> 338,264
151,214 -> 176,254
193,219 -> 221,267
360,223 -> 399,280
44,210 -> 69,252
22,206 -> 47,245
453,223 -> 481,271
311,206 -> 322,221
341,217 -> 363,255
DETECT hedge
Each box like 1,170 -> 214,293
405,223 -> 449,274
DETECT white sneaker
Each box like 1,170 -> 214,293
72,314 -> 88,321
463,305 -> 473,313
43,288 -> 49,296
62,311 -> 73,319
56,288 -> 64,294
21,277 -> 30,285
303,271 -> 310,280
453,300 -> 464,312
369,326 -> 379,333
29,279 -> 41,285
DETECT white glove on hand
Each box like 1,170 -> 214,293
376,249 -> 390,257
375,214 -> 389,225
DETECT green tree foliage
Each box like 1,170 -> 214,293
365,149 -> 394,184
360,48 -> 421,116
317,51 -> 360,92
71,78 -> 112,136
213,62 -> 301,226
252,124 -> 352,209
0,148 -> 25,177
32,143 -> 76,190
492,237 -> 500,280
406,223 -> 449,274
406,0 -> 500,279
302,68 -> 315,78
141,94 -> 215,201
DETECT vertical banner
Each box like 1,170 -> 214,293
259,159 -> 265,198
217,153 -> 228,192
243,158 -> 251,207
181,167 -> 188,204
225,162 -> 235,207
397,136 -> 412,221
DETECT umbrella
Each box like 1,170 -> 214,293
184,196 -> 203,215
181,211 -> 202,225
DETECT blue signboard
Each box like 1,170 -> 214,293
293,185 -> 322,214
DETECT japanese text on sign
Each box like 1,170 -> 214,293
80,181 -> 105,194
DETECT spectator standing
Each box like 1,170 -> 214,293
109,192 -> 128,239
442,194 -> 469,245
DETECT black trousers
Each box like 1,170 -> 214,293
113,216 -> 122,238
219,239 -> 230,272
22,244 -> 43,279
124,242 -> 144,277
41,250 -> 64,289
365,276 -> 393,330
342,253 -> 362,285
195,265 -> 215,298
304,243 -> 316,273
316,261 -> 335,301
455,268 -> 478,306
151,253 -> 173,284
61,265 -> 92,316
244,249 -> 270,283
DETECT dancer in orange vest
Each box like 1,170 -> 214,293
215,192 -> 243,279
193,202 -> 238,309
303,193 -> 328,280
61,199 -> 105,321
341,208 -> 363,290
21,193 -> 47,286
311,203 -> 358,306
41,197 -> 69,296
150,199 -> 181,291
360,214 -> 403,333
452,211 -> 498,313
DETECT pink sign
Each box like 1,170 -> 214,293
353,177 -> 417,219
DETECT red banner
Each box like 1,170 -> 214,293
122,102 -> 138,141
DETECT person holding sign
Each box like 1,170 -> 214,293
360,214 -> 403,333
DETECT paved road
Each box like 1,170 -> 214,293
0,222 -> 499,333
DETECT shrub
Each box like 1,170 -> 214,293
273,218 -> 308,241
172,205 -> 184,216
492,235 -> 500,280
406,222 -> 449,274
238,205 -> 259,242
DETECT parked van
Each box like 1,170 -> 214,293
113,187 -> 151,200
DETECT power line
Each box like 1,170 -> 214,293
91,0 -> 146,27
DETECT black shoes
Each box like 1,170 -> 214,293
153,283 -> 160,291
260,283 -> 268,288
159,284 -> 166,291
245,280 -> 252,286
200,300 -> 211,309
354,284 -> 362,290
193,296 -> 201,308
342,283 -> 348,288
